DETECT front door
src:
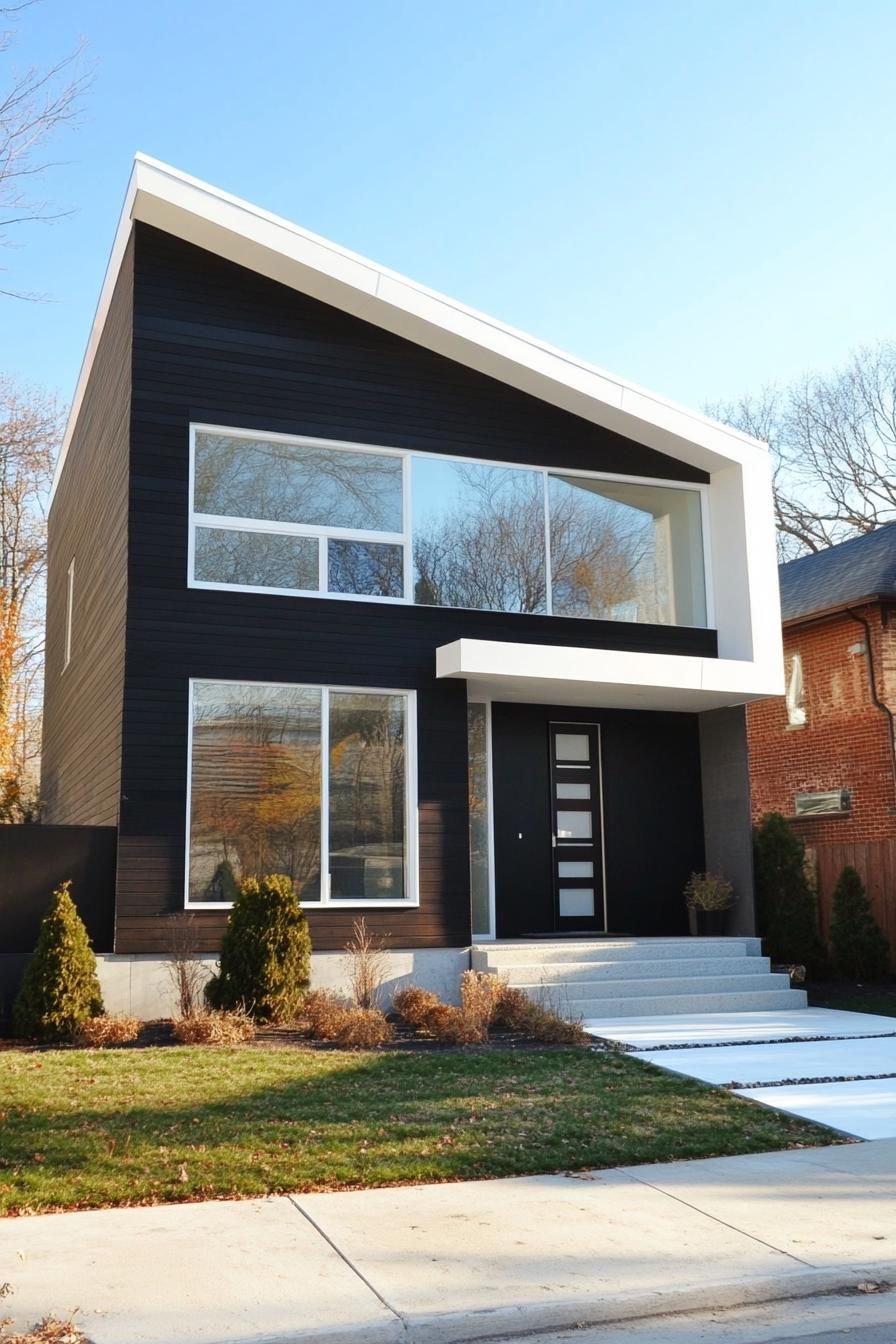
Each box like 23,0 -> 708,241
549,724 -> 605,932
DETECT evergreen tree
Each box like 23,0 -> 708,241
12,881 -> 104,1040
753,813 -> 829,976
829,866 -> 890,980
205,873 -> 311,1022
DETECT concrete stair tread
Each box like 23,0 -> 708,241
522,973 -> 792,1001
576,989 -> 808,1018
495,957 -> 772,981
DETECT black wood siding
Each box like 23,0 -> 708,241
118,223 -> 715,954
41,239 -> 132,827
492,703 -> 705,938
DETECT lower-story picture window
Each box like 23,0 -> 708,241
187,679 -> 414,906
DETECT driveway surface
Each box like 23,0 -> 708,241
585,1008 -> 896,1139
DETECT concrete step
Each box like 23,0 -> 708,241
525,972 -> 793,1004
495,956 -> 773,985
577,988 -> 808,1019
473,938 -> 761,968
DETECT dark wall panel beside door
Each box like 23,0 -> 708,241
491,703 -> 704,938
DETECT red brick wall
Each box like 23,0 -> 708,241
746,604 -> 896,845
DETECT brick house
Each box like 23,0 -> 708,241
747,524 -> 896,954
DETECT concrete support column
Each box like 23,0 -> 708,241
698,705 -> 756,935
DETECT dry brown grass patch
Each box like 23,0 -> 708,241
393,984 -> 485,1044
0,1320 -> 91,1343
75,1015 -> 141,1048
460,970 -> 503,1035
171,1009 -> 255,1045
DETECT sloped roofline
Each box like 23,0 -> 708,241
51,153 -> 769,502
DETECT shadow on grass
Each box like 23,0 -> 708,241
0,1047 -> 838,1214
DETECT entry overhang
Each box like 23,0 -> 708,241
436,638 -> 783,712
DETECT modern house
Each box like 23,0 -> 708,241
37,155 -> 792,1016
747,525 -> 896,958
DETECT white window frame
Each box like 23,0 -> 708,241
184,677 -> 419,910
63,557 -> 75,671
786,651 -> 806,727
188,424 -> 714,630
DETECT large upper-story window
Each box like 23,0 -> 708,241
187,679 -> 415,907
190,426 -> 710,628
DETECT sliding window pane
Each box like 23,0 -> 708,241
328,539 -> 404,597
194,527 -> 319,591
412,458 -> 547,613
188,683 -> 322,903
194,431 -> 403,532
548,476 -> 706,626
329,692 -> 407,899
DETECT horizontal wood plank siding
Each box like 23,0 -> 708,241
41,239 -> 132,828
117,224 -> 716,955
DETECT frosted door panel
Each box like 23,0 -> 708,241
555,733 -> 589,761
559,888 -> 595,917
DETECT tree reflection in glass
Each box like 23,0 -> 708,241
189,683 -> 322,902
328,692 -> 406,900
194,432 -> 403,532
194,527 -> 320,590
412,460 -> 547,613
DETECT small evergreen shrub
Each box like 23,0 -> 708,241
76,1014 -> 141,1047
12,881 -> 104,1041
172,1008 -> 256,1044
753,813 -> 829,976
205,873 -> 311,1023
829,866 -> 891,980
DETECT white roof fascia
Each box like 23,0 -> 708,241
52,153 -> 770,504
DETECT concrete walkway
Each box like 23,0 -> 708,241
2,1140 -> 896,1344
585,1008 -> 896,1139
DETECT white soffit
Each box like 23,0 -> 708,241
52,153 -> 770,501
436,639 -> 784,711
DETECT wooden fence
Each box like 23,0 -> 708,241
811,839 -> 896,965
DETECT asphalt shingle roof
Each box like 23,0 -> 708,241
779,523 -> 896,623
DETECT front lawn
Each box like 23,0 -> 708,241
0,1046 -> 836,1215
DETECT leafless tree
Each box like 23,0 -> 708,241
708,342 -> 896,561
0,376 -> 58,819
0,2 -> 90,298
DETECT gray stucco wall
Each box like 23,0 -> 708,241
698,705 -> 756,935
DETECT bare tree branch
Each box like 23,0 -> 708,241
707,342 -> 896,561
0,3 -> 91,298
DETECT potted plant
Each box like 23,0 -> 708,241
684,871 -> 735,936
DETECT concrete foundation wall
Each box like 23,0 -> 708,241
698,705 -> 756,936
95,948 -> 471,1019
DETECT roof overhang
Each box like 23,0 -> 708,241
52,153 -> 770,503
436,639 -> 784,712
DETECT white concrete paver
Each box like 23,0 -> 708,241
584,1008 -> 896,1048
592,1008 -> 896,1140
740,1078 -> 896,1140
639,1035 -> 896,1087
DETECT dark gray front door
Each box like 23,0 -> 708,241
549,724 -> 605,932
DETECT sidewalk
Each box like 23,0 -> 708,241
2,1139 -> 895,1344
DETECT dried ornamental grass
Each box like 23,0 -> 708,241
76,1015 -> 141,1047
171,1009 -> 256,1045
460,970 -> 503,1034
302,990 -> 394,1047
343,917 -> 391,1008
393,985 -> 485,1044
491,983 -> 588,1045
0,1320 -> 91,1344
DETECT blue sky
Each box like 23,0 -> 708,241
4,0 -> 896,416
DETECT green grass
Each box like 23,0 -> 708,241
0,1046 -> 836,1215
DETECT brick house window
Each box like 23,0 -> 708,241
786,652 -> 806,726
